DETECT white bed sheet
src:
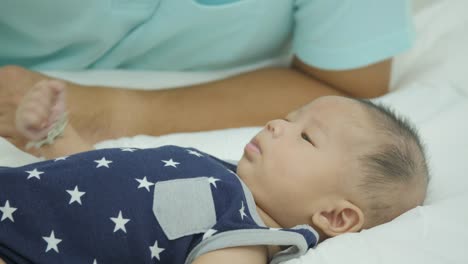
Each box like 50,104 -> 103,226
1,0 -> 467,263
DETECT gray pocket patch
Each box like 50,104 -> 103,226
153,177 -> 216,240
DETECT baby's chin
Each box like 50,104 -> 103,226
235,156 -> 249,180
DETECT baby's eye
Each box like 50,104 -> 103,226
301,132 -> 315,146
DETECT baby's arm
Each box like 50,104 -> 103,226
36,120 -> 94,159
15,80 -> 94,159
193,246 -> 268,264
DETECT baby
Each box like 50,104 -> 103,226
0,80 -> 429,264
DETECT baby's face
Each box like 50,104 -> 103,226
237,96 -> 375,228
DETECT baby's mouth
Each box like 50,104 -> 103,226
246,137 -> 262,154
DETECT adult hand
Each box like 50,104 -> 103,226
0,65 -> 49,98
0,65 -> 150,145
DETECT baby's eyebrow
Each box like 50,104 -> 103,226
293,108 -> 329,137
305,113 -> 329,138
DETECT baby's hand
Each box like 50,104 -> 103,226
15,80 -> 67,141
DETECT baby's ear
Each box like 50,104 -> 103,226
311,200 -> 365,238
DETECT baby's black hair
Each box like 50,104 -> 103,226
354,99 -> 430,228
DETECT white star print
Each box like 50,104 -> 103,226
93,259 -> 98,264
0,200 -> 17,222
208,177 -> 221,188
43,230 -> 62,253
239,201 -> 248,220
121,148 -> 137,152
26,168 -> 44,180
66,186 -> 86,205
54,156 -> 68,162
94,157 -> 113,168
161,159 -> 180,168
110,211 -> 130,233
187,149 -> 203,157
202,229 -> 217,240
136,176 -> 154,192
149,240 -> 165,260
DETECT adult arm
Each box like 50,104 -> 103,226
0,63 -> 390,143
52,62 -> 390,142
292,57 -> 391,98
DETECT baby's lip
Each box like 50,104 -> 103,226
250,137 -> 262,153
244,136 -> 262,160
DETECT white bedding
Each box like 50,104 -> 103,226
1,0 -> 467,263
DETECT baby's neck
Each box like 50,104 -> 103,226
256,205 -> 282,228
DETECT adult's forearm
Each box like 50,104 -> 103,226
64,67 -> 345,142
146,67 -> 346,132
64,67 -> 346,142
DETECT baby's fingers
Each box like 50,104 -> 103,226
15,80 -> 61,140
46,80 -> 67,125
16,108 -> 49,140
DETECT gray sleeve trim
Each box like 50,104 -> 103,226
221,159 -> 264,227
185,228 -> 313,264
237,178 -> 266,227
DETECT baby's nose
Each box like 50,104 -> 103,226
266,119 -> 285,138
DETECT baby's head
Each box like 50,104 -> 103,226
237,96 -> 428,241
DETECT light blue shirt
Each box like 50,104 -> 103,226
0,0 -> 414,71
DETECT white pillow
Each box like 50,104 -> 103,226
287,192 -> 468,264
